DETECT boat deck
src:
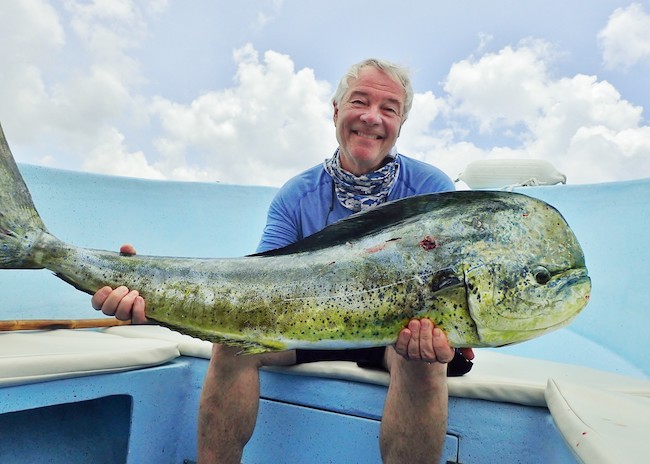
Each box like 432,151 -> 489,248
1,165 -> 648,463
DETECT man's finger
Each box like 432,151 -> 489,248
395,328 -> 412,358
432,328 -> 455,364
132,296 -> 148,324
91,286 -> 112,310
120,243 -> 137,256
419,318 -> 435,361
101,286 -> 129,317
407,319 -> 422,359
114,290 -> 140,321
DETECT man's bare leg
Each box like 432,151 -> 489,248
380,320 -> 454,464
380,348 -> 449,463
197,344 -> 296,464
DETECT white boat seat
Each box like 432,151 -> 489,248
104,325 -> 650,407
0,329 -> 179,387
545,379 -> 650,464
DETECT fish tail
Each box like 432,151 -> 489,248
0,123 -> 48,269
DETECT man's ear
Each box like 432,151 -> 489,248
333,101 -> 339,125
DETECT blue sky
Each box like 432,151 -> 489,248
1,0 -> 649,186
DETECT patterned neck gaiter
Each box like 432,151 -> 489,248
323,148 -> 400,212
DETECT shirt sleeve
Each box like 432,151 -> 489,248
256,191 -> 301,253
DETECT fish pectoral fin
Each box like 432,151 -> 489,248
207,334 -> 288,355
464,264 -> 496,335
235,343 -> 278,355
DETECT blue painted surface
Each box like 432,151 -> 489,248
0,395 -> 131,463
0,359 -> 204,464
1,163 -> 648,463
255,370 -> 577,463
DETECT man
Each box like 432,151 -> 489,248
93,58 -> 474,463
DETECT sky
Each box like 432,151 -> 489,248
1,0 -> 649,187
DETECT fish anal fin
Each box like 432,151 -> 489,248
150,319 -> 288,355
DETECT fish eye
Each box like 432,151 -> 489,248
533,266 -> 552,285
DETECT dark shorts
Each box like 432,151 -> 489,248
295,347 -> 473,377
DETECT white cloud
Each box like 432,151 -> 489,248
400,40 -> 650,184
443,39 -> 556,131
63,0 -> 149,95
398,92 -> 454,153
81,127 -> 165,179
598,3 -> 650,70
0,0 -> 164,178
253,0 -> 284,31
0,0 -> 64,140
150,45 -> 334,185
0,0 -> 64,58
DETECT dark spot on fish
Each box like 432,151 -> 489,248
419,236 -> 438,250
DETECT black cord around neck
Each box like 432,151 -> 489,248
325,179 -> 335,227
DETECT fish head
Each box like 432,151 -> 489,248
461,196 -> 591,347
464,262 -> 591,346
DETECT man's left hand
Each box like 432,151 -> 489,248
394,318 -> 474,364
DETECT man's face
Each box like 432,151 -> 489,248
333,67 -> 405,175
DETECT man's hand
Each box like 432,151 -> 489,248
394,318 -> 474,364
90,244 -> 148,324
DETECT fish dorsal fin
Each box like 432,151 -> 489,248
253,191 -> 517,257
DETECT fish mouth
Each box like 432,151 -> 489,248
559,271 -> 591,294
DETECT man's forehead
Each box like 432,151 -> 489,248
346,69 -> 405,104
348,89 -> 403,107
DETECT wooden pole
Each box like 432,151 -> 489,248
0,318 -> 132,331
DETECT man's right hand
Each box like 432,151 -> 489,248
91,244 -> 148,324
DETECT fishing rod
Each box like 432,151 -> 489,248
0,318 -> 131,331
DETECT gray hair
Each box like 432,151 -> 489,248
332,58 -> 413,121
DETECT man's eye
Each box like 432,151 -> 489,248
383,107 -> 400,117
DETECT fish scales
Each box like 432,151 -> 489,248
0,124 -> 591,353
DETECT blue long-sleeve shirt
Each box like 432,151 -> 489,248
257,155 -> 455,252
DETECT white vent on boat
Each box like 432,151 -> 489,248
456,159 -> 566,189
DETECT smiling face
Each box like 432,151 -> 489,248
333,66 -> 406,175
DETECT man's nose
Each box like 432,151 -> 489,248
359,106 -> 382,125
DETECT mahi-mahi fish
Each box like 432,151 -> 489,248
0,124 -> 591,353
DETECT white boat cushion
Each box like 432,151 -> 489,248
545,379 -> 650,464
0,329 -> 180,387
105,325 -> 214,358
104,325 -> 650,408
